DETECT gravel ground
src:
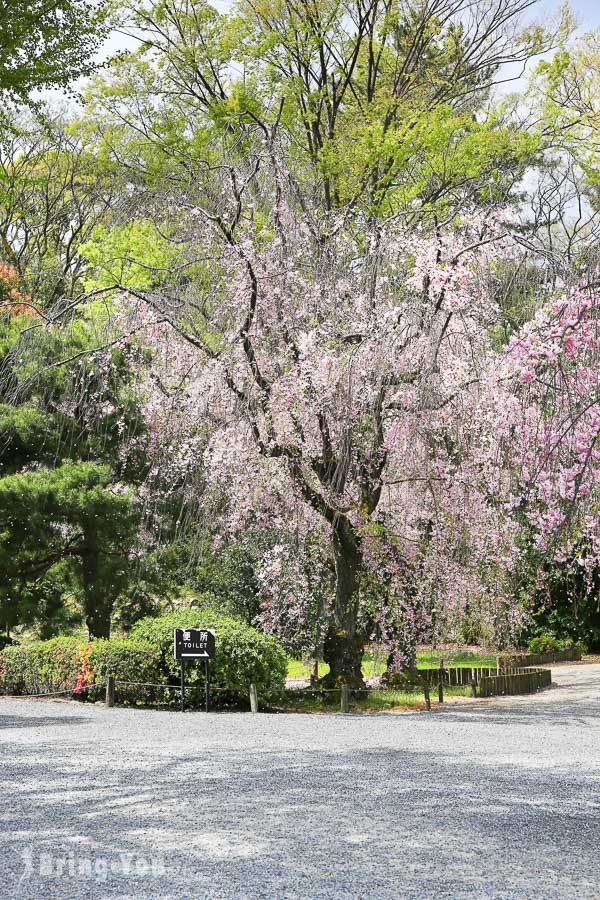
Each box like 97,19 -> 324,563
1,663 -> 599,899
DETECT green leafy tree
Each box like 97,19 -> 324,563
530,30 -> 600,204
0,0 -> 108,102
0,111 -> 119,306
0,266 -> 151,638
0,462 -> 138,639
190,530 -> 278,625
518,29 -> 600,277
93,0 -> 563,219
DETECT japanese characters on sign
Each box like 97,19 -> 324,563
173,628 -> 216,660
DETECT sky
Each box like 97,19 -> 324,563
569,0 -> 600,28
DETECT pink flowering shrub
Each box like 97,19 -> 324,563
500,282 -> 600,581
73,644 -> 95,694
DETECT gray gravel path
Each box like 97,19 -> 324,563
1,663 -> 599,899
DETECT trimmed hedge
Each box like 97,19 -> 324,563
86,639 -> 161,702
130,610 -> 288,699
0,636 -> 82,695
0,636 -> 160,702
0,613 -> 287,707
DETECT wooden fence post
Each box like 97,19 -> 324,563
249,683 -> 259,713
438,662 -> 444,703
106,674 -> 115,708
423,684 -> 431,711
340,683 -> 349,713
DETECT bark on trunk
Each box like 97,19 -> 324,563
322,518 -> 364,684
81,524 -> 112,639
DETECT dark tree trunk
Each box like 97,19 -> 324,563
322,518 -> 364,684
86,601 -> 111,640
81,524 -> 112,639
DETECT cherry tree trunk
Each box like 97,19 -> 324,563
322,518 -> 365,684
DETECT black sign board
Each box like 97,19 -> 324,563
173,628 -> 216,660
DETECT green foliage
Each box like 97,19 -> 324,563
529,29 -> 600,206
0,460 -> 129,523
0,624 -> 287,707
0,636 -> 82,693
528,604 -> 595,651
16,563 -> 83,640
0,112 -> 120,305
0,272 -> 153,638
517,537 -> 600,652
80,221 -> 182,291
0,1 -> 107,102
0,308 -> 147,481
79,0 -> 559,230
0,635 -> 160,702
0,405 -> 58,473
527,634 -> 575,654
320,104 -> 540,215
0,461 -> 139,636
86,638 -> 161,701
191,532 -> 274,624
130,610 -> 288,696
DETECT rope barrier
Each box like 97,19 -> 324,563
3,679 -> 441,702
277,683 -> 431,694
3,682 -> 106,698
114,680 -> 247,692
21,689 -> 76,697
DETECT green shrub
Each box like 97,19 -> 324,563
130,610 -> 288,702
528,634 -> 569,654
0,636 -> 161,702
86,639 -> 161,703
0,614 -> 288,706
0,636 -> 82,694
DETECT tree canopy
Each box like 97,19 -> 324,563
0,1 -> 108,102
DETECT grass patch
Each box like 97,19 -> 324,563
286,655 -> 386,679
417,651 -> 498,668
271,683 -> 471,713
286,649 -> 497,680
352,684 -> 471,712
286,658 -> 327,679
